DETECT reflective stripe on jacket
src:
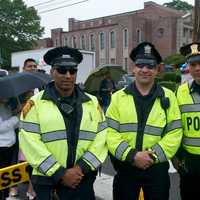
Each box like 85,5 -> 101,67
19,91 -> 107,177
106,87 -> 182,163
177,81 -> 200,154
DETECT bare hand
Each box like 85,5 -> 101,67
61,165 -> 84,188
134,151 -> 154,170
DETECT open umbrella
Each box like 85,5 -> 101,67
31,71 -> 52,83
84,64 -> 126,93
0,72 -> 49,99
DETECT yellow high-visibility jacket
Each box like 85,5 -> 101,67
106,86 -> 182,163
177,81 -> 200,155
19,89 -> 107,181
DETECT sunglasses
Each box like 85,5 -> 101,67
135,63 -> 156,69
55,68 -> 77,75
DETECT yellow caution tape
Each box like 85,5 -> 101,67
0,162 -> 29,190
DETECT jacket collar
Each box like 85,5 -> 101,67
124,81 -> 162,98
41,81 -> 90,103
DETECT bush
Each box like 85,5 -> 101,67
164,54 -> 186,67
159,81 -> 177,92
162,72 -> 178,82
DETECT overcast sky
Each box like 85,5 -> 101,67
23,0 -> 194,38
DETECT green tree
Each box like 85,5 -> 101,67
0,0 -> 44,68
164,53 -> 186,67
164,0 -> 193,11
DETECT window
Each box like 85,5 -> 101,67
100,58 -> 106,65
110,31 -> 116,48
55,39 -> 58,46
183,28 -> 187,37
90,34 -> 95,51
123,29 -> 128,48
99,32 -> 105,50
82,23 -> 86,28
72,36 -> 77,48
111,58 -> 115,64
157,28 -> 164,38
80,35 -> 86,50
90,21 -> 94,27
63,37 -> 68,46
136,29 -> 142,43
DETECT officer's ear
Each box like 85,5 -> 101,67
50,67 -> 55,76
132,64 -> 137,74
154,65 -> 159,74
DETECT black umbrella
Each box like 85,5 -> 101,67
31,71 -> 52,83
0,72 -> 49,99
84,64 -> 126,93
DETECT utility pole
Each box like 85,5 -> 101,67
193,0 -> 200,42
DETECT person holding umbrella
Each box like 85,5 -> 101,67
10,58 -> 39,200
99,72 -> 116,112
0,69 -> 52,199
106,42 -> 182,200
19,46 -> 107,200
0,98 -> 19,200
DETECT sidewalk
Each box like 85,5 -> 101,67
95,161 -> 177,200
6,174 -> 113,200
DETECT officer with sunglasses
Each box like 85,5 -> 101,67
106,42 -> 182,200
173,43 -> 200,200
19,46 -> 108,200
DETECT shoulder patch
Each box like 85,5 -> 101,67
22,100 -> 35,118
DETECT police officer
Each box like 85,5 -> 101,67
106,42 -> 182,200
173,43 -> 200,200
19,46 -> 108,200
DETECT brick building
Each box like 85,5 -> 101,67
34,38 -> 53,49
48,1 -> 192,72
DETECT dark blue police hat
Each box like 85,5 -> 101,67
180,43 -> 200,64
130,42 -> 162,66
44,46 -> 83,69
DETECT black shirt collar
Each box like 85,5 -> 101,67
124,81 -> 161,98
190,80 -> 200,94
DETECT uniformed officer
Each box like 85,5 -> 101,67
19,46 -> 108,200
173,42 -> 200,200
106,42 -> 183,200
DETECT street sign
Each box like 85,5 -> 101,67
0,162 -> 29,190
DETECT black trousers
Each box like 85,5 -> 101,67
178,151 -> 200,200
33,174 -> 96,200
0,144 -> 17,200
180,172 -> 200,200
113,162 -> 170,200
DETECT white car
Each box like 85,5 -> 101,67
116,74 -> 135,89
